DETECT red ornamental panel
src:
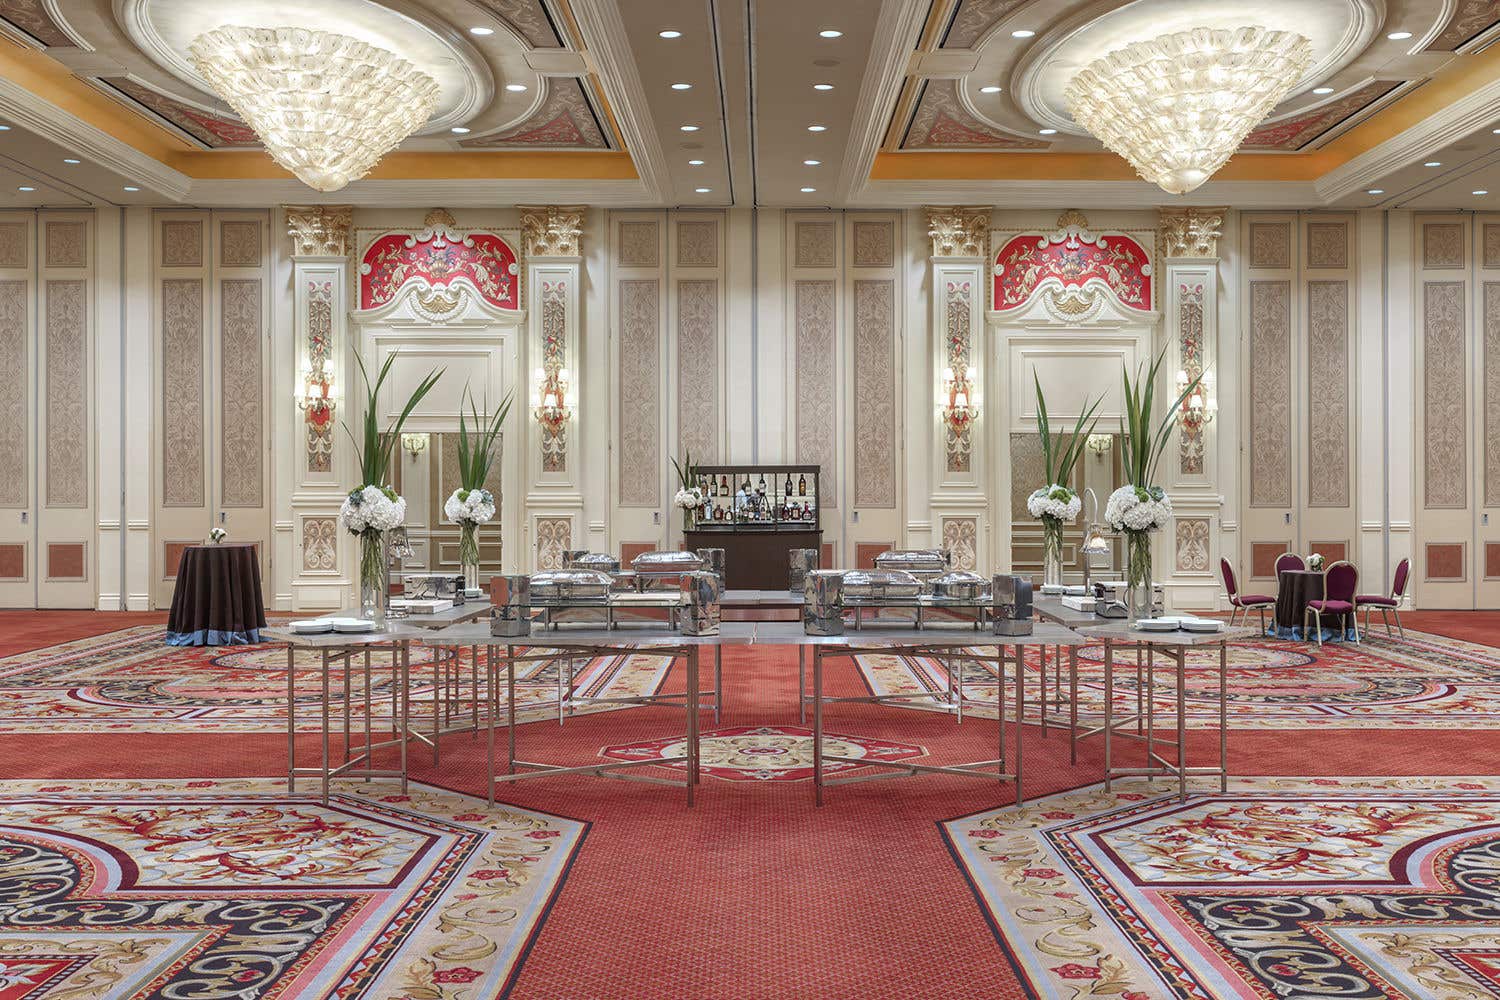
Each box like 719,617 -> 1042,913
992,227 -> 1152,312
359,229 -> 520,310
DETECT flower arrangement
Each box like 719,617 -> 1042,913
447,387 -> 511,583
1308,552 -> 1326,571
670,450 -> 701,532
340,351 -> 442,621
1113,347 -> 1203,619
1030,373 -> 1101,586
209,527 -> 227,544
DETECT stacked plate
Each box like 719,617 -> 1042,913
290,618 -> 335,635
331,617 -> 376,633
1132,616 -> 1224,633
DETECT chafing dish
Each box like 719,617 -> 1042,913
788,548 -> 819,595
930,571 -> 987,601
695,548 -> 726,580
803,570 -> 845,635
490,574 -> 532,637
840,569 -> 922,600
528,569 -> 614,602
631,550 -> 705,574
991,575 -> 1034,636
570,552 -> 621,574
680,570 -> 724,636
403,572 -> 464,600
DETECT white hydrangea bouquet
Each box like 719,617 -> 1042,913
1029,373 -> 1101,586
447,388 -> 511,584
670,450 -> 701,532
1308,552 -> 1325,571
341,351 -> 442,622
208,527 -> 227,544
1113,348 -> 1203,619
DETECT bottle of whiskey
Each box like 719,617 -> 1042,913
798,474 -> 807,497
719,474 -> 729,495
784,473 -> 793,496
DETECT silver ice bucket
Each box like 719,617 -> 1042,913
490,574 -> 532,637
789,548 -> 819,595
991,575 -> 1034,636
680,570 -> 723,636
803,570 -> 845,636
695,548 -> 726,581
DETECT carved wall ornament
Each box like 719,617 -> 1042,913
424,208 -> 457,231
992,222 -> 1153,312
284,205 -> 354,258
1158,207 -> 1227,259
359,228 -> 519,311
924,206 -> 990,258
518,205 -> 586,257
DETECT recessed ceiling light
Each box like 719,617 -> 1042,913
818,29 -> 842,38
680,124 -> 700,132
505,83 -> 528,92
979,85 -> 1002,94
801,187 -> 816,192
1039,128 -> 1057,135
1312,86 -> 1333,95
804,159 -> 821,165
813,83 -> 833,91
1388,30 -> 1412,40
688,158 -> 705,165
1478,190 -> 1491,195
0,125 -> 11,131
17,186 -> 32,192
451,126 -> 471,134
470,26 -> 494,35
807,124 -> 827,132
659,29 -> 682,38
1012,29 -> 1035,38
1425,160 -> 1442,167
62,158 -> 79,164
1367,188 -> 1384,194
671,82 -> 692,90
695,187 -> 711,193
123,185 -> 139,192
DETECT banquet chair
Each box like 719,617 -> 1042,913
1220,558 -> 1273,631
1304,560 -> 1359,646
1355,557 -> 1409,639
1273,551 -> 1305,577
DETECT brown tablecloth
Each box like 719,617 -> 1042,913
166,544 -> 267,645
1274,570 -> 1324,631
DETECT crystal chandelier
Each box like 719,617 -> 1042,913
1064,26 -> 1312,195
189,26 -> 440,193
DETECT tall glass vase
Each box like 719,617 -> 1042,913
1042,518 -> 1065,589
1125,529 -> 1154,620
358,531 -> 389,628
458,521 -> 481,592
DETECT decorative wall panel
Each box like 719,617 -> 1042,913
1423,224 -> 1464,269
359,229 -> 520,310
0,280 -> 25,507
1305,222 -> 1348,269
1248,281 -> 1291,506
856,543 -> 893,568
162,541 -> 192,579
301,516 -> 337,572
45,542 -> 83,580
1487,542 -> 1500,580
1488,283 -> 1500,508
1306,280 -> 1349,507
675,221 -> 717,268
305,279 -> 333,474
539,279 -> 568,471
1009,433 -> 1045,519
219,221 -> 261,267
1248,223 -> 1290,269
676,278 -> 719,463
944,279 -> 973,473
1308,540 -> 1348,565
795,280 -> 837,505
1484,224 -> 1500,269
161,279 -> 204,507
1250,541 -> 1291,580
618,279 -> 660,506
617,221 -> 659,268
160,221 -> 202,267
1423,281 -> 1467,508
941,517 -> 977,571
0,543 -> 22,579
0,224 -> 25,268
794,222 -> 836,269
536,517 -> 571,570
992,227 -> 1152,311
852,221 -> 895,268
1177,280 -> 1206,475
219,279 -> 263,507
43,280 -> 86,508
1426,542 -> 1466,580
852,280 -> 895,508
1175,517 -> 1211,572
43,222 -> 85,268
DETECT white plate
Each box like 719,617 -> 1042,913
1039,584 -> 1066,595
290,618 -> 334,634
1134,619 -> 1179,631
330,617 -> 376,634
1180,618 -> 1224,633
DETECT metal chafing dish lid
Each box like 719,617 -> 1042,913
874,548 -> 948,569
932,570 -> 986,587
572,553 -> 620,567
841,569 -> 923,596
631,550 -> 705,570
529,569 -> 614,594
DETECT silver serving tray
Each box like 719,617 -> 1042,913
631,550 -> 705,574
873,549 -> 949,574
930,571 -> 987,600
841,569 -> 923,599
529,569 -> 614,600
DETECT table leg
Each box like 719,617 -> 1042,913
686,647 -> 699,806
1014,644 -> 1025,806
398,643 -> 409,795
363,648 -> 372,782
1069,645 -> 1078,765
1176,647 -> 1187,802
286,645 -> 296,793
715,645 -> 723,724
1135,644 -> 1144,734
813,647 -> 824,807
1039,644 -> 1047,737
798,646 -> 806,724
431,646 -> 441,765
1145,644 -> 1155,787
471,645 -> 480,736
1103,640 -> 1114,792
557,654 -> 566,725
507,645 -> 517,775
320,648 -> 331,806
342,649 -> 352,762
1219,640 -> 1228,793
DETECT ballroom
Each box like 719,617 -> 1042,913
0,1 -> 1497,997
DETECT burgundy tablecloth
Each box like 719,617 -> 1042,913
166,544 -> 266,645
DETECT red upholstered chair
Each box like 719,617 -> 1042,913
1274,551 -> 1305,577
1305,560 -> 1358,646
1355,557 -> 1409,639
1221,558 -> 1273,631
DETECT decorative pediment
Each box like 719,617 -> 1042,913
992,211 -> 1153,314
358,222 -> 521,313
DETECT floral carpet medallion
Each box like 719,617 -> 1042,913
600,725 -> 925,781
0,777 -> 585,998
944,776 -> 1500,999
0,626 -> 670,733
858,628 -> 1500,729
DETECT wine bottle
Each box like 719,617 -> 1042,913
719,474 -> 729,495
798,474 -> 807,496
784,473 -> 793,495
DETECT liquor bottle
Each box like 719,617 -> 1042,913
719,474 -> 729,495
784,473 -> 793,495
798,473 -> 807,497
758,473 -> 767,493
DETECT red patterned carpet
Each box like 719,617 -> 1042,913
0,610 -> 1498,998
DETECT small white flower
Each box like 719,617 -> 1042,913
340,485 -> 406,535
1104,484 -> 1173,533
209,527 -> 227,543
673,487 -> 703,510
1026,484 -> 1081,524
445,488 -> 495,526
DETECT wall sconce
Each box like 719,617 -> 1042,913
940,364 -> 979,433
1177,369 -> 1216,427
401,432 -> 429,460
295,363 -> 336,427
1086,433 -> 1113,459
533,366 -> 571,431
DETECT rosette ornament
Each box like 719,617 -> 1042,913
1064,26 -> 1313,195
189,27 -> 441,193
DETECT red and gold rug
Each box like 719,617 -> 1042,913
601,724 -> 926,781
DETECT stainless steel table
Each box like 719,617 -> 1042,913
1031,596 -> 1129,761
752,621 -> 1086,806
422,623 -> 756,807
1079,624 -> 1252,801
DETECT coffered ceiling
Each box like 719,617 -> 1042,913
0,0 -> 1498,207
